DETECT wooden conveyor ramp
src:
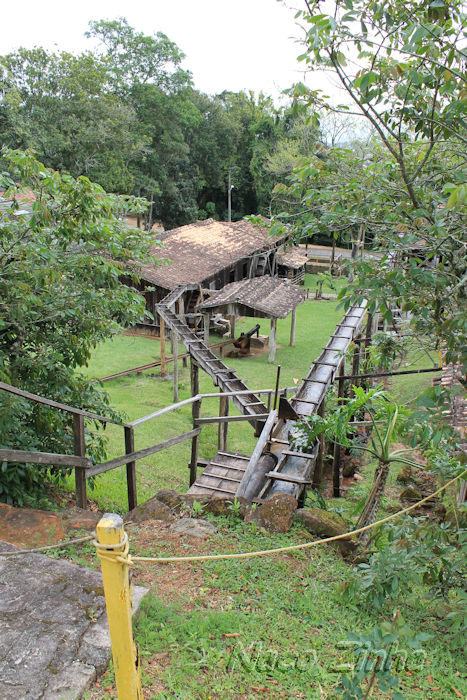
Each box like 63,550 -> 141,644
185,295 -> 367,502
157,287 -> 269,432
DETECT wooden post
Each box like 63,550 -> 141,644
268,318 -> 277,363
95,515 -> 142,699
352,335 -> 361,380
333,363 -> 345,497
160,316 -> 166,377
124,426 -> 137,511
189,358 -> 200,486
178,298 -> 188,368
218,393 -> 229,452
312,401 -> 326,489
289,308 -> 296,347
73,414 -> 87,509
363,312 -> 373,375
173,331 -> 179,402
230,314 -> 236,339
204,313 -> 210,345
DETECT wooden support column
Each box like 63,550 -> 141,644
204,313 -> 210,345
124,425 -> 137,511
172,331 -> 179,402
268,318 -> 277,363
189,358 -> 200,486
289,308 -> 296,347
160,316 -> 166,377
332,363 -> 345,497
73,414 -> 87,509
218,393 -> 229,452
230,314 -> 236,339
352,335 -> 361,380
363,312 -> 374,378
312,401 -> 326,489
178,299 -> 188,367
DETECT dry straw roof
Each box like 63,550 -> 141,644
276,248 -> 309,270
198,275 -> 305,319
139,218 -> 278,290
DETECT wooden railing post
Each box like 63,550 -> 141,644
160,315 -> 166,377
73,413 -> 87,509
124,426 -> 137,511
190,398 -> 201,486
332,363 -> 345,497
172,330 -> 179,403
312,401 -> 326,489
218,392 -> 229,452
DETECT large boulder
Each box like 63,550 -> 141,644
170,518 -> 217,538
155,489 -> 184,511
246,493 -> 298,533
124,497 -> 174,523
295,507 -> 357,556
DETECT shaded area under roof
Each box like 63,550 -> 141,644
198,275 -> 305,319
276,248 -> 308,269
139,218 -> 279,291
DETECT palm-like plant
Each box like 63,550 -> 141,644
292,386 -> 424,546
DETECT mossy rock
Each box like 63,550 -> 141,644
396,465 -> 413,484
246,494 -> 297,533
125,497 -> 174,523
399,486 -> 422,501
295,507 -> 357,556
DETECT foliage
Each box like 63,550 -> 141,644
0,148 -> 153,502
338,613 -> 430,700
280,0 -> 467,369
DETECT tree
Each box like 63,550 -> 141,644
0,148 -> 153,504
282,0 -> 466,368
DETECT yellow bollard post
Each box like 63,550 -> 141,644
95,513 -> 142,699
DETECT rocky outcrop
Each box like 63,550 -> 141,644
246,493 -> 298,533
295,507 -> 357,556
124,497 -> 174,523
169,518 -> 217,538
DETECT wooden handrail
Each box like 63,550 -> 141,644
0,381 -> 125,427
0,448 -> 91,469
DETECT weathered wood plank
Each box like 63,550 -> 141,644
195,414 -> 269,425
236,410 -> 277,500
124,425 -> 137,511
0,448 -> 90,468
73,414 -> 87,509
86,429 -> 201,478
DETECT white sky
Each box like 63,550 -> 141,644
1,0 -> 337,100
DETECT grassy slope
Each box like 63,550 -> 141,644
79,300 -> 342,512
77,303 -> 464,699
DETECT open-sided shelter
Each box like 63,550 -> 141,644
198,275 -> 305,362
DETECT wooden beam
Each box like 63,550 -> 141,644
195,414 -> 269,425
289,308 -> 296,347
268,318 -> 277,363
124,426 -> 137,511
236,410 -> 278,500
312,401 -> 326,489
87,429 -> 202,478
218,392 -> 229,452
160,315 -> 166,377
333,364 -> 345,497
173,330 -> 179,403
0,448 -> 90,468
73,414 -> 87,509
230,314 -> 236,339
204,313 -> 210,345
0,381 -> 123,426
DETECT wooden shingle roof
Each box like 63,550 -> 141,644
139,218 -> 279,291
198,275 -> 305,319
276,248 -> 308,269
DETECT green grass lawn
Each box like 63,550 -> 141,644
78,299 -> 343,512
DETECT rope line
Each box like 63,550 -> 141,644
123,469 -> 466,565
0,534 -> 94,557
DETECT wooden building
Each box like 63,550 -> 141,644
198,275 -> 305,362
276,247 -> 308,285
131,218 -> 285,332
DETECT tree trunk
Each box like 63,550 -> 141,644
356,460 -> 390,546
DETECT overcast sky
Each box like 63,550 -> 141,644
2,0 -> 338,99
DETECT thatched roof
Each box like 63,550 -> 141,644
276,248 -> 309,270
139,218 -> 280,291
198,275 -> 305,319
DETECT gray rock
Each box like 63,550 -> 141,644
124,496 -> 174,523
170,518 -> 217,538
0,540 -> 148,700
155,489 -> 184,510
295,507 -> 357,556
246,493 -> 297,533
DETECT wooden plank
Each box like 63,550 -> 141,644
265,472 -> 312,485
0,448 -> 90,468
218,393 -> 229,452
282,450 -> 314,459
130,396 -> 198,427
73,414 -> 87,509
207,461 -> 248,471
0,381 -> 123,426
86,429 -> 201,477
200,473 -> 242,484
236,410 -> 277,500
218,451 -> 250,460
124,426 -> 137,511
195,414 -> 269,425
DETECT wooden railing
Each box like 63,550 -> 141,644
0,381 -> 295,511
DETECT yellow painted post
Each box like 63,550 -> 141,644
95,514 -> 142,699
